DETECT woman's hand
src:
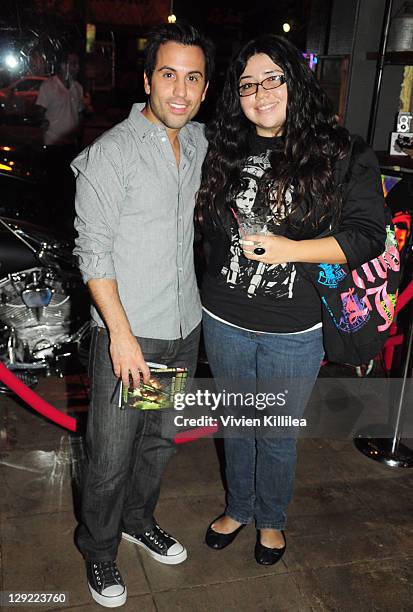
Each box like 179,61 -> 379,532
240,234 -> 348,265
240,234 -> 295,265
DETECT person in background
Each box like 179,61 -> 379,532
73,22 -> 213,608
196,34 -> 386,566
36,50 -> 84,147
36,51 -> 88,234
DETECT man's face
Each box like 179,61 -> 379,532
143,41 -> 208,132
60,54 -> 79,81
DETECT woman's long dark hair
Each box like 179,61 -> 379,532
196,35 -> 350,231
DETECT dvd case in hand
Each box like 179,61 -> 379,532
118,363 -> 188,410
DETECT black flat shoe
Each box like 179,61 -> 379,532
205,517 -> 245,550
254,531 -> 286,565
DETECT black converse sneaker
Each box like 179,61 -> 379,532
122,524 -> 187,565
86,560 -> 127,608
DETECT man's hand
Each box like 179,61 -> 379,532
109,330 -> 150,389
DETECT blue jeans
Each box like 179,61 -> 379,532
203,312 -> 324,530
76,324 -> 200,561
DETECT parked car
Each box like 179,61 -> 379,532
0,76 -> 46,123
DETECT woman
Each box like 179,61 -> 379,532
196,35 -> 386,565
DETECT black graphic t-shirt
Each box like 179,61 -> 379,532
202,134 -> 322,333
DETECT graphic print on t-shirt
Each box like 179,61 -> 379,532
221,152 -> 296,299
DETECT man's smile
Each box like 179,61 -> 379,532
168,101 -> 189,113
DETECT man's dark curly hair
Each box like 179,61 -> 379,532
144,21 -> 215,85
196,34 -> 350,231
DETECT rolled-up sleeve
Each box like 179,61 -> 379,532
72,141 -> 124,283
333,144 -> 387,270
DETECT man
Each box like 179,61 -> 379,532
72,23 -> 214,608
36,51 -> 86,234
36,51 -> 84,146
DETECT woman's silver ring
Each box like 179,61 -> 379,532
253,247 -> 266,256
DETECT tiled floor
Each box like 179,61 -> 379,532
1,373 -> 413,611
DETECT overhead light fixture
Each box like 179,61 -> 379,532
283,23 -> 291,33
168,0 -> 176,23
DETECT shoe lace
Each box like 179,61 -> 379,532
93,561 -> 121,587
144,527 -> 167,550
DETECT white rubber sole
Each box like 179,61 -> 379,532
88,583 -> 127,608
122,532 -> 187,565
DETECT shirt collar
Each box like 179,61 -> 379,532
127,102 -> 194,147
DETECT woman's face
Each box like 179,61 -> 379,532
239,53 -> 287,137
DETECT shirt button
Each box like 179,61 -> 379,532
178,242 -> 182,247
161,137 -> 167,142
179,267 -> 183,272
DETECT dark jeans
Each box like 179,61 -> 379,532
203,312 -> 324,530
76,324 -> 200,561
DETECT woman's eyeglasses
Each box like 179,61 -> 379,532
239,74 -> 287,97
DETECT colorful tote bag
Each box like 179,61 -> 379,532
298,214 -> 400,365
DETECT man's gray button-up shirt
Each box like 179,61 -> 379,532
72,103 -> 207,340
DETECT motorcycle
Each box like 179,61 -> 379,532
0,216 -> 90,387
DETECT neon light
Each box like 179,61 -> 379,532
302,53 -> 317,71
